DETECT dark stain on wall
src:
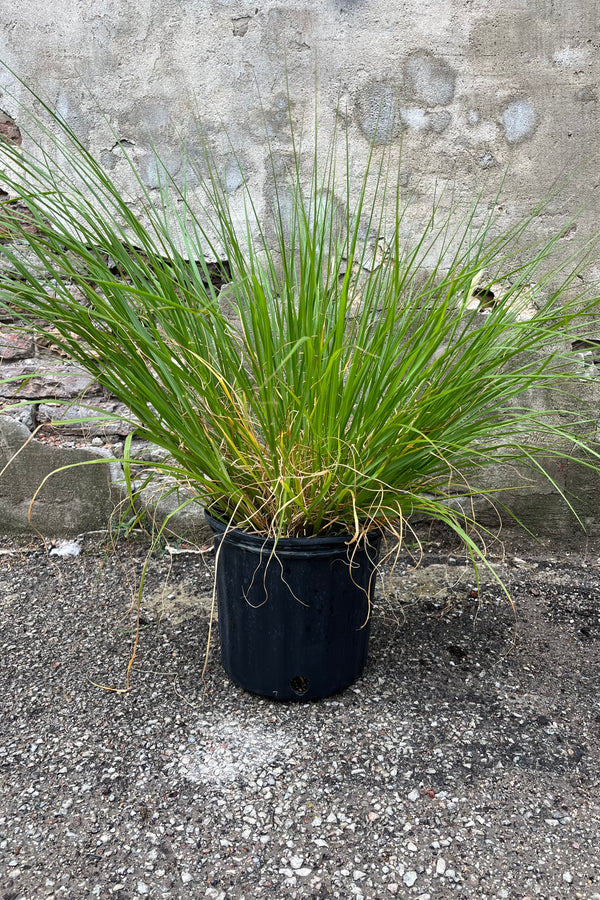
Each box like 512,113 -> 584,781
354,79 -> 401,144
403,51 -> 456,107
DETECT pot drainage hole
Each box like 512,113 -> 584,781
290,675 -> 310,695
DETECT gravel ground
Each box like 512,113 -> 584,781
1,530 -> 600,900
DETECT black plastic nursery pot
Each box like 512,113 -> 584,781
205,511 -> 382,701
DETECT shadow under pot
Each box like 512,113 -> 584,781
205,510 -> 382,701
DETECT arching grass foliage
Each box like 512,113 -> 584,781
1,77 -> 600,553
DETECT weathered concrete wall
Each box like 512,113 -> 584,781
1,0 -> 600,540
1,1 -> 598,233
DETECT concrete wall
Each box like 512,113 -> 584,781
1,1 -> 599,232
1,1 -> 600,540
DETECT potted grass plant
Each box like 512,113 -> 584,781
1,78 -> 600,699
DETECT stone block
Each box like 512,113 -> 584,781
37,401 -> 137,437
0,331 -> 35,360
0,359 -> 96,400
0,416 -> 210,540
0,415 -> 122,535
0,111 -> 21,145
3,402 -> 37,431
471,451 -> 600,548
114,474 -> 211,543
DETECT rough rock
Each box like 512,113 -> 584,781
0,415 -> 122,535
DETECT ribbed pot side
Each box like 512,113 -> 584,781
205,512 -> 381,701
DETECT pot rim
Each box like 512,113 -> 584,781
204,508 -> 382,555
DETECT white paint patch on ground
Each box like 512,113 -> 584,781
553,47 -> 589,67
145,585 -> 214,624
179,721 -> 288,788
